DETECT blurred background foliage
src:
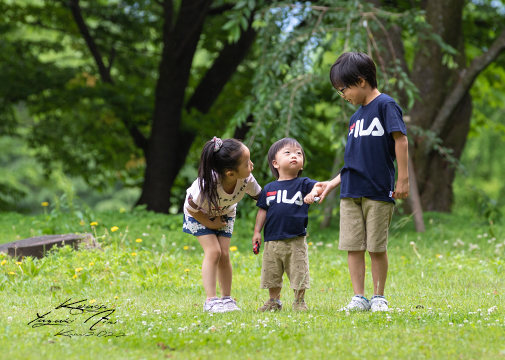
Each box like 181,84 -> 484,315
0,0 -> 504,225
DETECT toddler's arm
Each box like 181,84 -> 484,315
392,131 -> 409,200
252,208 -> 266,247
304,184 -> 324,204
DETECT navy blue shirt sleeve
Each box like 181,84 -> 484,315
256,188 -> 268,210
383,102 -> 407,136
303,177 -> 318,194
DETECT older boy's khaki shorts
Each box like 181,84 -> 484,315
260,236 -> 310,290
339,197 -> 394,253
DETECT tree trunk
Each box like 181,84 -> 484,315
137,2 -> 259,212
137,0 -> 213,212
410,0 -> 470,212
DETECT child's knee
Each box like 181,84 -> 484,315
219,249 -> 230,262
206,248 -> 222,263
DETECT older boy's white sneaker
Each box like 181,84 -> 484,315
222,297 -> 241,312
339,295 -> 370,312
370,296 -> 389,312
203,298 -> 225,313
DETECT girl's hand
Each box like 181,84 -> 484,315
208,217 -> 227,230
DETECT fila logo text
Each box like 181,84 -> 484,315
266,190 -> 303,206
349,118 -> 385,137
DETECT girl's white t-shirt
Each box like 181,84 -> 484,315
183,174 -> 262,218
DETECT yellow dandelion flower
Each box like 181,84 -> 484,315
75,267 -> 83,272
16,262 -> 22,265
90,222 -> 98,226
114,296 -> 119,299
131,252 -> 137,256
111,226 -> 119,232
89,262 -> 94,266
184,269 -> 190,272
79,220 -> 85,226
136,239 -> 142,243
9,271 -> 15,275
89,299 -> 96,304
229,246 -> 238,252
1,260 -> 6,266
41,202 -> 49,207
308,242 -> 313,246
72,274 -> 78,279
183,246 -> 189,250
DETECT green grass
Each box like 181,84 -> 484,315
0,210 -> 504,359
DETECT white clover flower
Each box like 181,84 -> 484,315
469,243 -> 479,251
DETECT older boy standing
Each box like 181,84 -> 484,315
318,52 -> 409,312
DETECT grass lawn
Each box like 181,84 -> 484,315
0,210 -> 504,359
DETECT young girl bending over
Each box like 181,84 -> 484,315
183,137 -> 261,313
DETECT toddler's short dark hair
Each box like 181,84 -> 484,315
267,138 -> 305,179
329,52 -> 377,90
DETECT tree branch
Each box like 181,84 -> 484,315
68,0 -> 113,84
429,28 -> 505,141
208,4 -> 235,15
185,22 -> 257,113
68,0 -> 148,152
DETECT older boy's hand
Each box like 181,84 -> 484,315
393,178 -> 410,200
252,232 -> 262,247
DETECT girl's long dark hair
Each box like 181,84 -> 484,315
198,138 -> 243,216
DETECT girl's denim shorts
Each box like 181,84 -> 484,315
182,214 -> 235,238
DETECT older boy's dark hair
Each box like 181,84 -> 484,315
267,138 -> 305,179
329,52 -> 377,90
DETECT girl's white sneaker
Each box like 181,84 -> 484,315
222,297 -> 241,312
203,298 -> 225,313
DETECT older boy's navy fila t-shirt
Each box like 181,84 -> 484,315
256,177 -> 318,242
340,93 -> 407,203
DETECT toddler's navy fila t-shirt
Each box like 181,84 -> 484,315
256,177 -> 317,242
340,93 -> 407,203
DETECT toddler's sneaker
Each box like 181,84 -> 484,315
339,295 -> 370,312
370,295 -> 389,312
257,299 -> 283,312
222,297 -> 241,312
203,298 -> 225,313
292,299 -> 309,311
